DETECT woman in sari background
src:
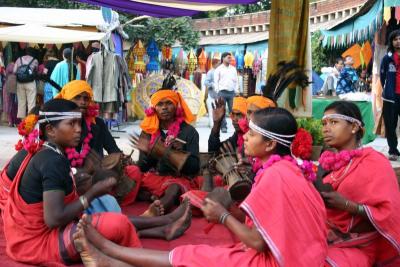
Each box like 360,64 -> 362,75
317,101 -> 400,266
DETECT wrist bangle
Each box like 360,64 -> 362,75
344,200 -> 349,210
357,204 -> 364,215
219,212 -> 231,224
79,196 -> 89,210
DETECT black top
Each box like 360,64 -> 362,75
137,122 -> 200,177
16,144 -> 73,204
45,59 -> 60,78
80,117 -> 121,158
6,149 -> 28,181
208,131 -> 238,153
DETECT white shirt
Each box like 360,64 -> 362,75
214,64 -> 239,93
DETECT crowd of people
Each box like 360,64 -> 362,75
0,42 -> 100,127
0,46 -> 400,267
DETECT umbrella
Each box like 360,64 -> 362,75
312,71 -> 324,95
134,73 -> 206,120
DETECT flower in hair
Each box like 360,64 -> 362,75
291,128 -> 313,160
238,118 -> 249,133
17,114 -> 38,136
145,107 -> 156,116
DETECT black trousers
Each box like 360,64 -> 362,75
383,94 -> 400,155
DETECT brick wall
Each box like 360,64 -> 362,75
193,0 -> 367,32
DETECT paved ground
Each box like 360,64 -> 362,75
1,116 -> 399,169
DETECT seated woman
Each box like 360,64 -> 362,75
2,99 -> 191,266
316,101 -> 400,266
73,107 -> 328,267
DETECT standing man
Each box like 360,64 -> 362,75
13,47 -> 38,119
380,30 -> 400,161
214,52 -> 239,133
336,55 -> 358,95
204,56 -> 220,127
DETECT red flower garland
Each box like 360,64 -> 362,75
148,107 -> 185,147
65,104 -> 99,167
291,128 -> 313,160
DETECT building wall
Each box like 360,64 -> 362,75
193,0 -> 367,37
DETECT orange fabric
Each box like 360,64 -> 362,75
323,148 -> 400,265
54,80 -> 93,101
232,96 -> 247,115
342,44 -> 362,69
361,41 -> 373,67
3,154 -> 141,265
246,95 -> 276,109
140,90 -> 195,135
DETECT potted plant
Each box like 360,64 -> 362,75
296,118 -> 324,161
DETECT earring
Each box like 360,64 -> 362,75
352,130 -> 356,134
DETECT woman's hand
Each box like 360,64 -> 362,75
321,191 -> 348,210
200,198 -> 227,223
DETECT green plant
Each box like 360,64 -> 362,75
296,118 -> 324,146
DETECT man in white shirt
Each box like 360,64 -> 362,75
214,52 -> 239,133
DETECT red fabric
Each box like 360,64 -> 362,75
2,157 -> 141,266
323,147 -> 400,266
171,161 -> 328,267
394,53 -> 400,94
0,154 -> 33,211
119,165 -> 143,207
124,165 -> 201,199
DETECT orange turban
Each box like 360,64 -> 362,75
232,96 -> 247,115
246,95 -> 276,109
140,90 -> 195,134
55,80 -> 93,101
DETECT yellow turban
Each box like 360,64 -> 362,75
232,96 -> 247,116
140,90 -> 195,135
55,80 -> 93,101
246,95 -> 276,109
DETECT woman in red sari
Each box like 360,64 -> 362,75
2,99 -> 142,266
72,107 -> 328,267
317,101 -> 400,266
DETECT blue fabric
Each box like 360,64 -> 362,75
85,194 -> 121,215
43,82 -> 53,103
380,52 -> 398,102
246,41 -> 268,55
312,71 -> 324,95
49,61 -> 80,97
321,0 -> 383,46
336,67 -> 358,95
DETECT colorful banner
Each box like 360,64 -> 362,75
267,0 -> 312,116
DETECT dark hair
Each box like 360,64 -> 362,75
252,107 -> 297,156
39,99 -> 79,140
63,48 -> 72,61
335,57 -> 343,64
324,101 -> 364,141
388,30 -> 400,52
28,105 -> 41,116
161,73 -> 177,90
75,50 -> 87,61
221,52 -> 231,62
26,47 -> 36,57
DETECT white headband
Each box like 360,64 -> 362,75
38,111 -> 82,124
322,113 -> 362,126
249,120 -> 295,147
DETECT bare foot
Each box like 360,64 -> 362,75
73,222 -> 112,267
166,198 -> 189,223
141,199 -> 165,217
164,200 -> 192,241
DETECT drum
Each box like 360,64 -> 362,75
150,136 -> 190,173
210,153 -> 252,201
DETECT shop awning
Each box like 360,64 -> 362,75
72,0 -> 259,17
321,0 -> 383,47
0,24 -> 106,44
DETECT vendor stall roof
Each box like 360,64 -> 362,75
0,7 -> 106,27
198,32 -> 268,45
0,24 -> 106,44
72,0 -> 259,17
